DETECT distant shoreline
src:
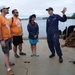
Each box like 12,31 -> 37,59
21,17 -> 75,20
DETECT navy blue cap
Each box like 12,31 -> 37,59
29,14 -> 36,23
29,14 -> 36,19
46,7 -> 53,11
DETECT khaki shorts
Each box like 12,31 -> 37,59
1,38 -> 12,54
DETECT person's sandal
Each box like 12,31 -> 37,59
7,70 -> 14,75
19,52 -> 26,55
15,54 -> 20,58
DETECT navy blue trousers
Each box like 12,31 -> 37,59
47,34 -> 62,57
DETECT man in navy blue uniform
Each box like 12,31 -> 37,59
46,7 -> 67,63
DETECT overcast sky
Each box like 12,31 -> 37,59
0,0 -> 75,18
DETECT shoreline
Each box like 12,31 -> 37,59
21,18 -> 75,20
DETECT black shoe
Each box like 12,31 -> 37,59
73,61 -> 75,64
19,52 -> 26,55
59,57 -> 63,63
49,54 -> 55,58
15,54 -> 20,58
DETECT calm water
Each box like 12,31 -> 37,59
22,19 -> 75,38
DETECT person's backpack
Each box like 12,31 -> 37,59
12,17 -> 14,23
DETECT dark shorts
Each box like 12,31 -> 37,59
1,38 -> 12,54
13,35 -> 23,46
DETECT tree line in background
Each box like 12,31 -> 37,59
42,13 -> 75,19
67,13 -> 75,19
21,13 -> 75,20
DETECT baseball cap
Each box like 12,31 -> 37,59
0,5 -> 10,11
46,7 -> 53,11
29,14 -> 36,20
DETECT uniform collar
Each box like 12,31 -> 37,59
49,14 -> 55,18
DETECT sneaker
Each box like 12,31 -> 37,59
34,54 -> 39,57
49,54 -> 55,58
19,52 -> 26,55
5,62 -> 15,66
15,54 -> 20,58
7,70 -> 14,75
59,57 -> 63,63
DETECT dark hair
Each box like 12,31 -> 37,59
29,14 -> 36,23
0,9 -> 4,12
12,9 -> 17,14
0,10 -> 2,12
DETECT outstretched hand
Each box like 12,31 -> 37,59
61,7 -> 67,14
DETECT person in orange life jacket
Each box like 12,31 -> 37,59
0,5 -> 14,75
27,14 -> 39,57
46,7 -> 67,63
9,9 -> 26,58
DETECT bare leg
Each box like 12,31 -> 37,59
13,46 -> 17,54
31,44 -> 34,54
4,53 -> 10,69
4,53 -> 14,75
19,44 -> 26,55
33,44 -> 39,57
33,44 -> 36,55
18,44 -> 22,53
13,46 -> 20,58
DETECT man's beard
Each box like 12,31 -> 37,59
15,14 -> 18,17
6,11 -> 9,14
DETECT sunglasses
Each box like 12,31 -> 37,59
14,12 -> 19,13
